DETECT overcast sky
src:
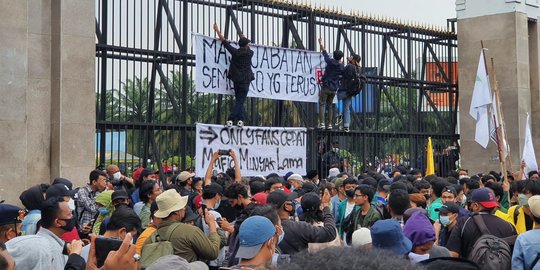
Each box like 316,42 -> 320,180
311,0 -> 456,27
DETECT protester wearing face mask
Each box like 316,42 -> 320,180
31,197 -> 80,269
336,178 -> 359,239
505,179 -> 540,234
287,174 -> 304,192
91,190 -> 114,235
267,190 -> 336,254
106,164 -> 134,191
45,184 -> 81,243
202,183 -> 227,269
458,169 -> 469,179
403,211 -> 436,264
433,202 -> 459,246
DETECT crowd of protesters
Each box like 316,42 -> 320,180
1,149 -> 540,270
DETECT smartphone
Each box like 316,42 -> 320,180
201,204 -> 207,214
95,237 -> 123,267
219,149 -> 230,156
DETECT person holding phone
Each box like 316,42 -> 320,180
201,183 -> 228,269
144,189 -> 220,262
204,149 -> 242,186
80,206 -> 142,266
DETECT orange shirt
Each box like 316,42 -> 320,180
135,225 -> 157,254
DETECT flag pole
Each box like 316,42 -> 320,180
490,58 -> 509,182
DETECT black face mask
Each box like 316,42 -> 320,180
284,204 -> 296,217
424,194 -> 430,201
59,217 -> 76,232
345,189 -> 355,198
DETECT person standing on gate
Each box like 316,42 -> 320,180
213,23 -> 254,128
318,38 -> 344,130
337,54 -> 362,132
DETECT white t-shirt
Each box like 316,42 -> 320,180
344,201 -> 355,218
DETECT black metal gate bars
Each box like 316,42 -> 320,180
95,0 -> 459,178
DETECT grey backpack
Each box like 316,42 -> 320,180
466,215 -> 511,270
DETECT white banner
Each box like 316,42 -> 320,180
195,123 -> 307,177
194,34 -> 325,103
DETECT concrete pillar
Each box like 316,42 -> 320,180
0,0 -> 95,205
457,0 -> 539,174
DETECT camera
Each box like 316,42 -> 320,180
219,149 -> 230,156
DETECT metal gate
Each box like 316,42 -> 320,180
95,0 -> 459,178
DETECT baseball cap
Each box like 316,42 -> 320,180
141,169 -> 158,179
0,204 -> 23,226
203,183 -> 224,197
334,177 -> 345,188
154,189 -> 189,218
528,195 -> 540,218
283,172 -> 294,182
177,171 -> 195,183
132,167 -> 144,181
52,178 -> 73,190
301,192 -> 321,212
236,216 -> 276,259
45,184 -> 73,199
251,193 -> 268,205
300,182 -> 319,195
288,174 -> 303,182
351,227 -> 372,248
267,190 -> 297,209
435,202 -> 460,215
111,190 -> 129,201
471,187 -> 498,209
442,186 -> 457,196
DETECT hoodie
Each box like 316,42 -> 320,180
403,211 -> 436,249
19,184 -> 48,235
19,184 -> 48,210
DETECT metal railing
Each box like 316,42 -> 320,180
95,0 -> 459,178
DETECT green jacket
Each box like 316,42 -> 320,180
146,220 -> 221,262
344,206 -> 381,245
336,199 -> 360,236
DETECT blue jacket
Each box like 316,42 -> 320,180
322,50 -> 344,91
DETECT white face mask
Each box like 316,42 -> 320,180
333,148 -> 339,153
113,171 -> 122,181
67,199 -> 76,211
408,252 -> 430,263
459,175 -> 468,179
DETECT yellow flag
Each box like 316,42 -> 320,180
426,137 -> 435,176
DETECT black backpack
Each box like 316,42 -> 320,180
346,65 -> 366,97
465,215 -> 513,270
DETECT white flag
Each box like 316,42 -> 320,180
490,92 -> 509,158
522,113 -> 538,173
469,50 -> 492,148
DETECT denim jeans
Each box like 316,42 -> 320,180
319,85 -> 336,125
228,82 -> 250,122
337,90 -> 352,128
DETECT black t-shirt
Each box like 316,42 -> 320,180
445,213 -> 517,257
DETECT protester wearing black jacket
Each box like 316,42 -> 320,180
213,23 -> 255,128
267,190 -> 337,254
